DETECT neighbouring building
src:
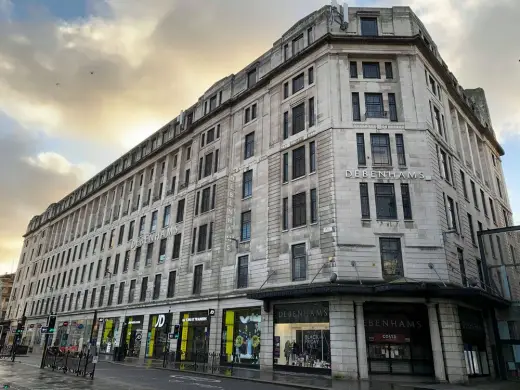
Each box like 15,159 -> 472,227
0,273 -> 14,345
5,5 -> 519,383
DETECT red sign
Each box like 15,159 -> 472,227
62,322 -> 69,327
369,333 -> 410,343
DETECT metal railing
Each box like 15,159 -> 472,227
42,348 -> 96,379
162,350 -> 235,375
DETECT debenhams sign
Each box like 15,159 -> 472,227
346,169 -> 430,180
130,227 -> 176,250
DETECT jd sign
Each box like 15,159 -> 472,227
155,315 -> 166,328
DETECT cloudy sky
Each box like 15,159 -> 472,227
0,0 -> 519,274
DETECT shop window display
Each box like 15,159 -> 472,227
458,307 -> 490,377
100,318 -> 119,354
221,307 -> 261,366
273,302 -> 331,373
122,315 -> 144,358
178,311 -> 210,361
145,313 -> 171,359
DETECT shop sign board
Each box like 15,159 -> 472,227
274,302 -> 329,324
345,169 -> 430,180
155,315 -> 166,328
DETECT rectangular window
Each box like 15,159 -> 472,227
90,288 -> 96,308
457,248 -> 467,286
352,92 -> 361,121
433,106 -> 443,135
360,17 -> 378,36
365,93 -> 384,118
204,152 -> 213,177
244,132 -> 255,159
461,171 -> 468,199
282,197 -> 289,230
356,133 -> 366,165
123,251 -> 130,272
241,211 -> 251,241
283,111 -> 289,139
214,149 -> 219,173
195,191 -> 200,216
308,67 -> 314,84
467,213 -> 476,245
96,259 -> 102,279
380,238 -> 403,278
401,183 -> 412,220
113,254 -> 119,275
197,224 -> 208,252
470,181 -> 479,208
158,238 -> 167,263
480,190 -> 488,216
292,192 -> 307,227
310,189 -> 317,223
375,183 -> 397,219
193,264 -> 203,294
385,62 -> 393,79
184,169 -> 190,187
171,176 -> 176,195
388,93 -> 398,122
247,69 -> 257,88
145,243 -> 153,266
395,134 -> 406,166
371,134 -> 391,165
243,170 -> 253,198
292,243 -> 306,281
307,27 -> 314,44
128,280 -> 136,303
292,73 -> 304,93
439,149 -> 449,181
134,246 -> 141,270
360,183 -> 370,219
153,274 -> 161,300
496,177 -> 503,198
198,157 -> 204,180
207,128 -> 215,143
251,103 -> 257,119
163,205 -> 171,228
309,141 -> 316,173
83,290 -> 89,309
362,62 -> 380,79
283,82 -> 289,99
490,197 -> 497,224
292,34 -> 303,54
446,195 -> 457,231
308,97 -> 315,127
139,216 -> 146,236
244,107 -> 250,123
117,225 -> 125,245
283,44 -> 288,60
211,184 -> 216,209
292,103 -> 305,135
292,146 -> 306,179
107,284 -> 114,306
201,187 -> 211,213
176,199 -> 185,222
350,61 -> 358,78
208,222 -> 213,249
191,227 -> 197,254
150,210 -> 158,233
237,255 -> 249,289
167,271 -> 176,298
98,286 -> 105,307
140,277 -> 148,302
172,233 -> 182,259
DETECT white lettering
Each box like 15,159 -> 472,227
155,315 -> 166,328
345,169 -> 427,180
345,170 -> 353,178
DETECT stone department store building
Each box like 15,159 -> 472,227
6,5 -> 520,384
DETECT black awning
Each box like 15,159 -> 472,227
246,281 -> 511,308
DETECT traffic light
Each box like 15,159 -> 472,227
47,314 -> 57,334
15,315 -> 26,335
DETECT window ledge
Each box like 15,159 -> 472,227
291,225 -> 307,231
291,176 -> 306,183
375,218 -> 399,222
242,195 -> 253,201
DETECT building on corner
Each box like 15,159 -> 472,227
5,4 -> 519,384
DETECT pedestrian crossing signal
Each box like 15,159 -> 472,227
4,385 -> 9,389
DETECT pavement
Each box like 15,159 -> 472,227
1,352 -> 519,390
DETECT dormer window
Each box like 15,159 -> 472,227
292,34 -> 304,54
360,17 -> 378,36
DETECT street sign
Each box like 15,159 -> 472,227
40,326 -> 48,333
208,309 -> 215,316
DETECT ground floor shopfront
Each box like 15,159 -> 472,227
17,289 -> 504,384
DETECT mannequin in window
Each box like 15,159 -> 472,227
284,340 -> 292,365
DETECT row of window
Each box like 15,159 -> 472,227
359,182 -> 412,220
357,133 -> 406,166
350,61 -> 393,80
29,269 -> 180,317
352,92 -> 398,121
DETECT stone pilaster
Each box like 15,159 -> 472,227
438,303 -> 467,383
329,299 -> 358,379
355,301 -> 368,380
427,303 -> 446,382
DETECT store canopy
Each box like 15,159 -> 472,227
246,280 -> 511,309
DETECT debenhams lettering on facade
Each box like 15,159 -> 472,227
346,170 -> 430,180
130,227 -> 176,250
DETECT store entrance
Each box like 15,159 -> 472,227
178,311 -> 210,362
365,303 -> 433,376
